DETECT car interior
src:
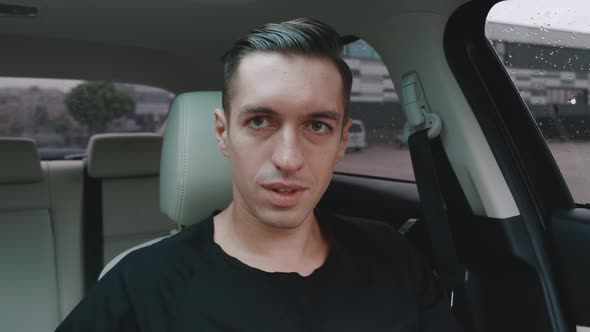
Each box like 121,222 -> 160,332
1,0 -> 589,331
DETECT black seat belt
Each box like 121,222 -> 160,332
408,129 -> 476,331
82,160 -> 104,290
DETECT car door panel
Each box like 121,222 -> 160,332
550,210 -> 590,327
320,173 -> 420,229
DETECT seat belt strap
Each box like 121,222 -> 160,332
401,71 -> 475,330
408,129 -> 478,332
408,129 -> 464,287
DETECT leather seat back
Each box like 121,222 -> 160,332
160,91 -> 232,226
0,138 -> 60,332
87,133 -> 173,263
100,91 -> 233,277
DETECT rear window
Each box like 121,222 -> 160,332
335,39 -> 415,181
0,78 -> 173,159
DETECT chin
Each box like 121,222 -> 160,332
256,208 -> 312,230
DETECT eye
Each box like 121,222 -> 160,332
248,116 -> 268,128
308,122 -> 331,134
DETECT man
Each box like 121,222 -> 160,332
56,18 -> 457,331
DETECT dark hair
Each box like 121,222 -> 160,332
221,18 -> 352,121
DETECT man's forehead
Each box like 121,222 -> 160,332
235,52 -> 341,81
230,52 -> 344,110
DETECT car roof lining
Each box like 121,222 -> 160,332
0,33 -> 204,93
0,0 -> 470,92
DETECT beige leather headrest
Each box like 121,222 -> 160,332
160,92 -> 232,226
87,133 -> 163,178
0,138 -> 42,184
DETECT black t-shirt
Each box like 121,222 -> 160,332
56,211 -> 457,331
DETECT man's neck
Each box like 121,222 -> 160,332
213,202 -> 330,276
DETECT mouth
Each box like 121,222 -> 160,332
261,183 -> 308,207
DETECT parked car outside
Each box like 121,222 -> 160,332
347,119 -> 367,152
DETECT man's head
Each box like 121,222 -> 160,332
221,18 -> 352,121
215,18 -> 352,229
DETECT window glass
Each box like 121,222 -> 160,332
486,0 -> 590,203
0,78 -> 173,159
335,40 -> 414,181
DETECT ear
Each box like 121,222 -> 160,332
336,118 -> 352,162
214,108 -> 229,158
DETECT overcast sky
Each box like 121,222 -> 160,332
2,0 -> 590,91
488,0 -> 590,33
0,77 -> 82,92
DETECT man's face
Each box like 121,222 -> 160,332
215,52 -> 351,229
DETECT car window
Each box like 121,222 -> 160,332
335,40 -> 414,181
486,1 -> 590,203
0,77 -> 173,159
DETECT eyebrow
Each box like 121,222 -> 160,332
307,111 -> 341,122
238,106 -> 276,118
238,105 -> 341,122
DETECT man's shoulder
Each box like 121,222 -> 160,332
321,210 -> 439,299
320,210 -> 410,253
319,210 -> 423,274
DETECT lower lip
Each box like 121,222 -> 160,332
264,188 -> 305,207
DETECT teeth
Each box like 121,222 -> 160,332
277,188 -> 294,193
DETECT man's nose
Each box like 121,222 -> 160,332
271,127 -> 304,174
